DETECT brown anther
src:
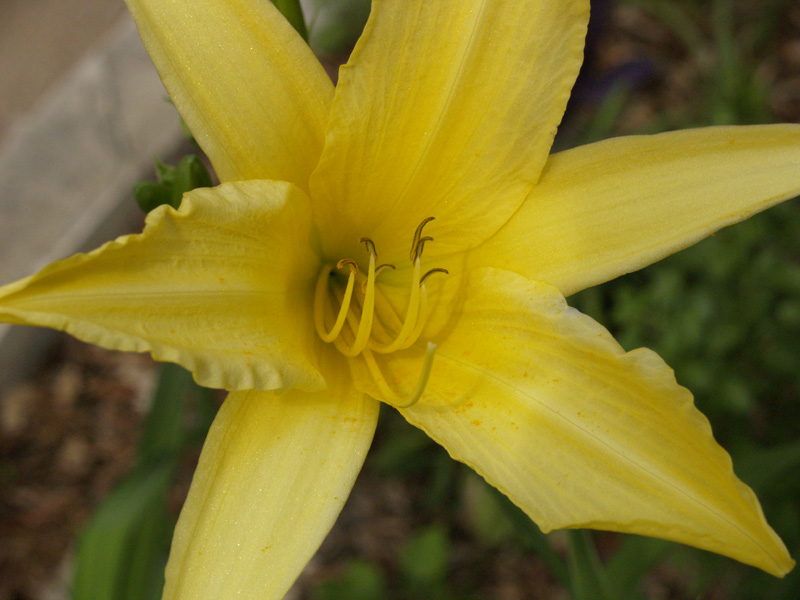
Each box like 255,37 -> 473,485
375,263 -> 396,276
410,217 -> 436,262
360,237 -> 378,258
336,258 -> 359,276
361,263 -> 396,293
413,236 -> 434,261
420,268 -> 449,285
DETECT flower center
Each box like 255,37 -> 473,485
313,217 -> 448,408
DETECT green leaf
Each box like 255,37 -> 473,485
136,155 -> 212,213
138,363 -> 194,466
398,524 -> 450,588
120,504 -> 171,600
566,530 -> 614,600
605,535 -> 673,599
735,440 -> 800,495
580,82 -> 632,145
154,157 -> 175,185
493,489 -> 570,586
190,384 -> 219,444
133,181 -> 171,214
270,0 -> 308,41
73,364 -> 198,600
370,416 -> 434,475
461,474 -> 515,547
72,463 -> 174,600
312,559 -> 387,600
171,156 -> 212,208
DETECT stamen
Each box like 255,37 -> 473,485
315,219 -> 447,404
420,267 -> 449,285
362,263 -> 395,294
410,217 -> 435,261
375,263 -> 396,276
314,261 -> 357,343
399,283 -> 429,349
369,258 -> 422,354
360,236 -> 377,258
341,250 -> 376,356
362,342 -> 437,409
337,258 -> 359,277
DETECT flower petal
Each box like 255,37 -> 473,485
363,268 -> 793,576
124,0 -> 333,188
0,181 -> 323,391
163,358 -> 380,600
470,124 -> 800,296
310,0 -> 589,262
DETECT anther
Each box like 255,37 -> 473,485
362,263 -> 396,294
315,220 -> 448,381
421,267 -> 449,285
410,217 -> 435,261
413,236 -> 434,261
360,237 -> 377,258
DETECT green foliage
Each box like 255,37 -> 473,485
133,155 -> 212,213
306,0 -> 371,56
623,0 -> 782,126
312,560 -> 388,600
460,473 -> 516,547
605,538 -> 673,599
271,0 -> 309,41
72,464 -> 174,600
566,531 -> 614,600
398,524 -> 452,596
72,364 -> 197,600
73,154 -> 217,599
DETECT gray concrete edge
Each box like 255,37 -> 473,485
0,16 -> 186,390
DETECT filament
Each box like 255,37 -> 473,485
314,261 -> 356,343
313,217 -> 447,405
362,342 -> 437,409
369,259 -> 422,354
341,250 -> 376,356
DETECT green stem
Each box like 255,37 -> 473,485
271,0 -> 308,41
566,530 -> 613,600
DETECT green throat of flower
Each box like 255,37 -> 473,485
313,218 -> 448,408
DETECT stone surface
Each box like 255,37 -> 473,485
0,0 -> 127,137
0,16 -> 185,389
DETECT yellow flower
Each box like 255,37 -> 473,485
1,0 -> 798,596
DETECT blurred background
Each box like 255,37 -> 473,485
1,1 -> 799,599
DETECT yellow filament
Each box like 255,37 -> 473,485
362,342 -> 437,409
314,262 -> 357,343
399,284 -> 428,350
341,252 -> 376,357
369,260 -> 422,354
355,291 -> 395,346
313,219 -> 449,409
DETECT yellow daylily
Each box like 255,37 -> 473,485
1,0 -> 798,596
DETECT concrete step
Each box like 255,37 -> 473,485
0,16 -> 185,389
